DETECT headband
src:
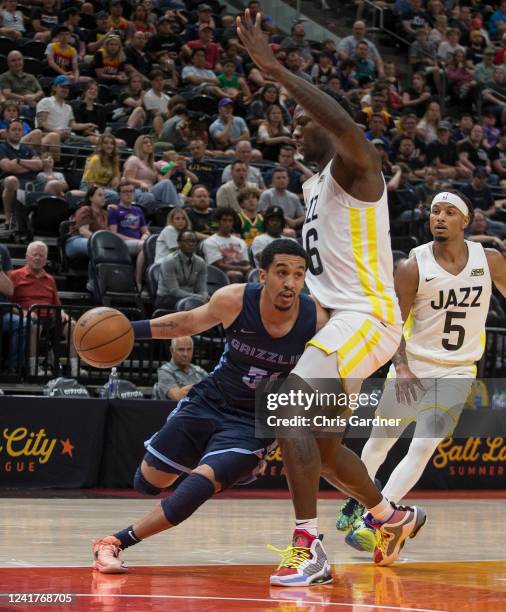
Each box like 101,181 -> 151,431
430,192 -> 469,217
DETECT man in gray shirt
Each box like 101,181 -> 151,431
153,336 -> 208,400
337,21 -> 384,77
155,230 -> 208,310
258,168 -> 305,230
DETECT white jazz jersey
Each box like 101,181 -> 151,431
406,240 -> 491,367
302,160 -> 400,326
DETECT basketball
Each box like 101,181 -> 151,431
73,307 -> 134,368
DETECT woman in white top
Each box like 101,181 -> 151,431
416,100 -> 441,144
155,208 -> 192,261
256,104 -> 293,161
123,134 -> 181,213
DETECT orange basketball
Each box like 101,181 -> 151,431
73,307 -> 134,368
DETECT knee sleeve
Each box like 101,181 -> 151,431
161,472 -> 214,526
203,452 -> 260,490
133,467 -> 162,496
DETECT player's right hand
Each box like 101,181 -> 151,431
394,366 -> 424,405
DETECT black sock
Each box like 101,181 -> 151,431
113,525 -> 141,550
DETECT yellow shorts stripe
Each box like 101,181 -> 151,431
339,330 -> 381,378
350,208 -> 384,321
365,208 -> 395,325
305,339 -> 334,355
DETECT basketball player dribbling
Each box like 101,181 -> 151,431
339,190 -> 506,552
237,11 -> 427,587
91,240 -> 330,573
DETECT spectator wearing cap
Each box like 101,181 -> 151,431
0,0 -> 26,41
280,19 -> 314,67
155,230 -> 208,311
462,168 -> 506,238
222,141 -> 264,188
145,16 -> 183,63
338,21 -> 384,76
182,23 -> 221,70
475,47 -> 497,85
258,168 -> 305,230
427,120 -> 467,179
0,51 -> 44,112
251,206 -> 293,266
0,119 -> 42,230
184,4 -> 216,42
209,98 -> 251,152
216,161 -> 257,213
86,12 -> 110,55
36,76 -> 99,150
371,138 -> 393,175
107,0 -> 133,42
202,207 -> 251,283
181,48 -> 228,98
45,26 -> 81,83
30,0 -> 59,43
458,124 -> 492,176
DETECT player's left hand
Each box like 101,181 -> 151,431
236,10 -> 278,74
395,365 -> 424,405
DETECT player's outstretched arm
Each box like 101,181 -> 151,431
132,285 -> 245,340
236,10 -> 379,176
486,248 -> 506,297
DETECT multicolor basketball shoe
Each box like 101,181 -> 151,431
336,497 -> 364,533
92,536 -> 128,574
269,530 -> 333,587
345,517 -> 378,552
364,503 -> 427,566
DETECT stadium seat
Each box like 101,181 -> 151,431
247,268 -> 260,283
87,230 -> 141,308
187,95 -> 218,116
28,196 -> 70,243
58,220 -> 88,272
145,262 -> 161,302
143,233 -> 159,269
0,37 -> 15,56
112,126 -> 141,148
206,265 -> 229,295
22,57 -> 43,77
152,206 -> 174,228
20,41 -> 46,60
175,295 -> 206,311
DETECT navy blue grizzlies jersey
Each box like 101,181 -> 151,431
210,283 -> 317,411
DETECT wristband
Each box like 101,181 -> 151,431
132,320 -> 152,339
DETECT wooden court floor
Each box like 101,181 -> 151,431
0,497 -> 505,611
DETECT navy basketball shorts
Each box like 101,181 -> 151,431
144,377 -> 274,476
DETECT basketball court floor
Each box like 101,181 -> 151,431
0,492 -> 505,611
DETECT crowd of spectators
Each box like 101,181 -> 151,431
0,0 -> 506,378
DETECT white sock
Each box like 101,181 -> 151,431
367,496 -> 393,523
29,357 -> 37,374
382,437 -> 442,503
70,358 -> 79,378
295,518 -> 318,536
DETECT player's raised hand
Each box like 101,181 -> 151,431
236,9 -> 278,74
394,365 -> 425,405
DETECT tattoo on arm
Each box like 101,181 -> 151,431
392,336 -> 408,368
151,321 -> 179,338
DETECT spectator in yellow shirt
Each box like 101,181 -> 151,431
81,133 -> 121,203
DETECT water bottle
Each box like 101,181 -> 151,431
108,367 -> 119,398
160,161 -> 176,175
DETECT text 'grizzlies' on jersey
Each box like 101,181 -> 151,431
405,240 -> 492,368
210,283 -> 317,410
301,160 -> 400,326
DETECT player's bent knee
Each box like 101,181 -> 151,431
133,467 -> 163,496
192,464 -> 220,492
202,452 -> 260,490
